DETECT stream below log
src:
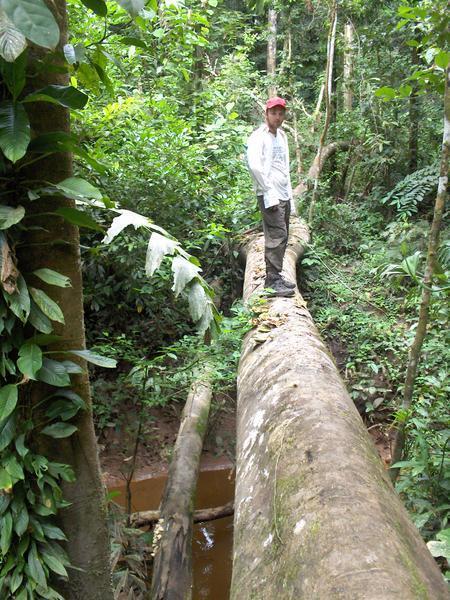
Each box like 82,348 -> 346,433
108,457 -> 234,599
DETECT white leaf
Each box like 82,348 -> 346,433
188,281 -> 208,323
171,255 -> 201,297
196,301 -> 215,334
145,232 -> 178,277
0,10 -> 26,62
103,209 -> 150,244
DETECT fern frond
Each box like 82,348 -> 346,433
381,163 -> 439,217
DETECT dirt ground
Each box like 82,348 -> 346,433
99,392 -> 236,485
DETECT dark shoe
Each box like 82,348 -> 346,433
265,278 -> 295,297
265,275 -> 296,290
280,276 -> 295,289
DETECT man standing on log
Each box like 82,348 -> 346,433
247,96 -> 296,297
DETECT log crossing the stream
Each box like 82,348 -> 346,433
231,217 -> 448,599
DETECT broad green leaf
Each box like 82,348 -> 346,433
374,86 -> 397,100
0,204 -> 25,229
23,85 -> 88,109
0,384 -> 17,420
0,468 -> 12,490
0,100 -> 30,162
145,231 -> 179,276
171,255 -> 201,296
0,550 -> 14,575
115,0 -> 145,16
47,461 -> 75,482
29,287 -> 64,324
33,268 -> 71,288
41,422 -> 77,438
103,208 -> 152,244
40,522 -> 66,540
0,11 -> 26,62
28,300 -> 53,334
5,455 -> 23,480
0,0 -> 59,49
2,273 -> 30,321
0,413 -> 15,450
41,551 -> 68,577
60,359 -> 83,374
17,342 -> 42,379
54,176 -> 102,200
54,206 -> 103,231
10,567 -> 23,593
25,333 -> 61,345
46,399 -> 80,421
67,349 -> 116,368
0,492 -> 10,514
15,433 -> 28,458
435,51 -> 450,69
119,36 -> 147,49
398,84 -> 412,98
77,62 -> 100,92
27,542 -> 46,588
36,358 -> 70,387
79,0 -> 107,16
13,504 -> 28,535
45,390 -> 85,421
0,511 -> 12,554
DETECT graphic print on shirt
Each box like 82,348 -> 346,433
271,134 -> 290,200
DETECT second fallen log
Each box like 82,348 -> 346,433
150,368 -> 212,600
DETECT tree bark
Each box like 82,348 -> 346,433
390,65 -> 449,480
230,218 -> 448,599
150,369 -> 212,600
19,2 -> 113,598
293,140 -> 352,199
343,21 -> 354,111
267,7 -> 277,97
132,501 -> 234,528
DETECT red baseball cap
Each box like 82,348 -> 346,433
266,96 -> 286,110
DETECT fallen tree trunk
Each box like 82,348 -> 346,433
293,140 -> 353,199
150,368 -> 212,600
132,501 -> 234,528
230,218 -> 448,599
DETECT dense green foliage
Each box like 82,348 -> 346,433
0,0 -> 448,595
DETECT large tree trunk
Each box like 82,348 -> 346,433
20,1 -> 113,597
150,369 -> 212,600
230,218 -> 448,599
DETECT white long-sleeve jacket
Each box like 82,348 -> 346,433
246,124 -> 295,212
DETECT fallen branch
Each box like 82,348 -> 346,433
132,501 -> 234,528
230,217 -> 448,599
150,367 -> 212,600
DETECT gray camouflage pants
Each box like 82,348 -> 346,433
257,196 -> 291,280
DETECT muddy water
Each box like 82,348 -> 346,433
109,459 -> 235,599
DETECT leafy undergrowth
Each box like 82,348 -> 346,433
91,303 -> 249,476
300,196 -> 449,577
